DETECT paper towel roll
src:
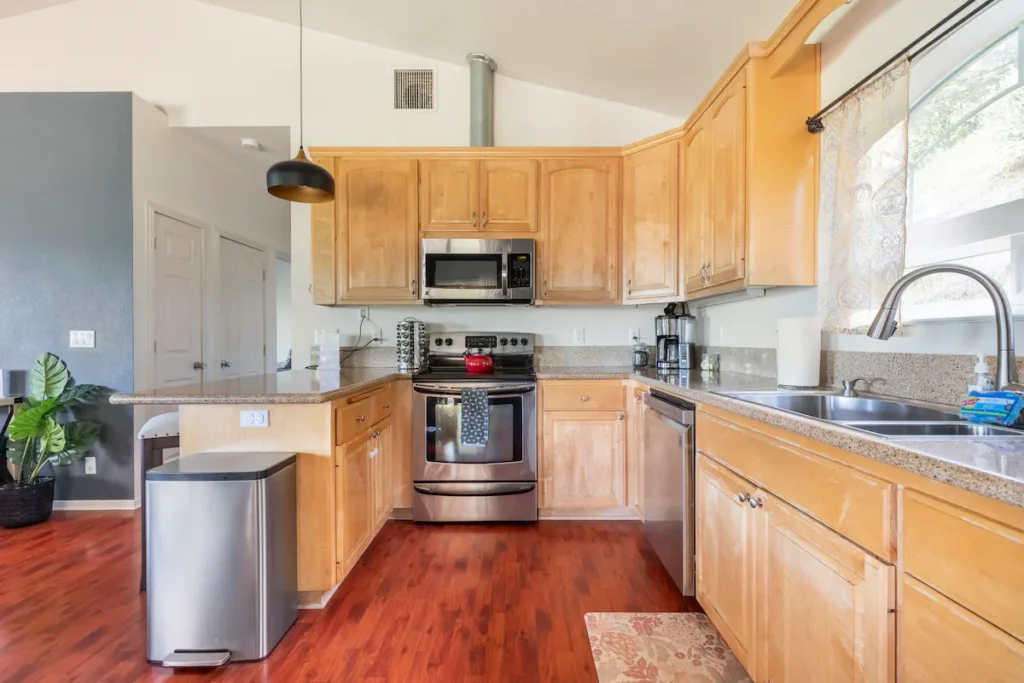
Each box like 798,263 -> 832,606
776,317 -> 822,388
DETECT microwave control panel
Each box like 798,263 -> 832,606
509,254 -> 532,289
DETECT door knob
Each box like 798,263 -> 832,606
193,361 -> 205,371
220,360 -> 231,369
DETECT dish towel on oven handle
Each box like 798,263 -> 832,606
460,388 -> 489,446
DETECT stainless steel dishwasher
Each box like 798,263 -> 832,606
643,391 -> 695,596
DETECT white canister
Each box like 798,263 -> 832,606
776,317 -> 822,388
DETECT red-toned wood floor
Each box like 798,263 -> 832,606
0,512 -> 697,682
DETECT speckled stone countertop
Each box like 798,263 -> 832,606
110,368 -> 412,405
541,367 -> 1024,508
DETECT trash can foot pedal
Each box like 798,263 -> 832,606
162,650 -> 231,667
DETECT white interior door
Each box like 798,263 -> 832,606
219,237 -> 265,379
153,213 -> 204,387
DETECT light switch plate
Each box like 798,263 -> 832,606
240,410 -> 269,428
84,457 -> 97,475
573,328 -> 586,345
628,328 -> 638,344
70,330 -> 96,348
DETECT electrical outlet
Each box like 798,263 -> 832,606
240,409 -> 269,428
359,306 -> 370,320
628,328 -> 638,344
84,457 -> 97,475
70,330 -> 96,348
573,328 -> 586,345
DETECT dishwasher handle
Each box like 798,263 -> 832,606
644,392 -> 695,426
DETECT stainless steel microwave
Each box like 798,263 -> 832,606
421,239 -> 535,305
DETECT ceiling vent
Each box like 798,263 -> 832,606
394,69 -> 435,110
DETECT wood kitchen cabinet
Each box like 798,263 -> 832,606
336,434 -> 372,574
622,142 -> 678,302
420,158 -> 538,233
541,411 -> 626,509
626,385 -> 647,516
311,157 -> 420,304
371,416 -> 394,531
539,158 -> 621,303
680,120 -> 712,296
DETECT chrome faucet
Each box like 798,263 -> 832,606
867,264 -> 1024,392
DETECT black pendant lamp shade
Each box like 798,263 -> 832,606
267,0 -> 335,204
267,146 -> 335,203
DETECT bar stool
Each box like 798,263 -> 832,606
138,412 -> 179,592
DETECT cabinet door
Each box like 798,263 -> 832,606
627,387 -> 647,515
539,158 -> 620,302
899,574 -> 1024,683
480,158 -> 538,232
541,410 -> 625,509
372,417 -> 394,531
420,159 -> 479,231
680,117 -> 711,296
336,435 -> 372,573
310,155 -> 338,304
708,70 -> 747,287
623,142 -> 678,301
336,158 -> 419,301
763,493 -> 895,683
696,455 -> 758,675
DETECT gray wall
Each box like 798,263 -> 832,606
0,92 -> 135,500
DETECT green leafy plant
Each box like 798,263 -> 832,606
5,353 -> 103,486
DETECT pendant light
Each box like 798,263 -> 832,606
267,0 -> 335,203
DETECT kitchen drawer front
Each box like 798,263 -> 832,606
542,381 -> 625,411
901,489 -> 1024,641
697,411 -> 895,561
336,399 -> 373,445
899,574 -> 1024,683
371,388 -> 394,424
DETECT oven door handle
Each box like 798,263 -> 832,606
414,383 -> 536,396
414,482 -> 537,497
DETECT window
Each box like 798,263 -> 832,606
903,19 -> 1024,321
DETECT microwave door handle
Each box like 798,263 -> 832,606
501,258 -> 509,298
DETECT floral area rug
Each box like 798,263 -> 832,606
585,612 -> 752,683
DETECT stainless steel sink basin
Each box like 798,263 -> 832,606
846,422 -> 1024,439
716,392 -> 960,423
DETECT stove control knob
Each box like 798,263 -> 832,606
434,338 -> 443,347
520,338 -> 529,347
444,337 -> 453,347
510,338 -> 518,346
499,338 -> 508,346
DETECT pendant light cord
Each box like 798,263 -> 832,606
298,0 -> 304,150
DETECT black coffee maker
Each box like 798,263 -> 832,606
654,303 -> 696,372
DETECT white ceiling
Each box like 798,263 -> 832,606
0,0 -> 73,20
200,0 -> 798,116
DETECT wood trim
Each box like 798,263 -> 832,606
310,146 -> 622,158
310,156 -> 337,305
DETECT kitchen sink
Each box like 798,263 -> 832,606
716,392 -> 961,423
845,422 -> 1024,439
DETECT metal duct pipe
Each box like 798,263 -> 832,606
467,53 -> 497,146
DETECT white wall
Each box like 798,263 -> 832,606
697,0 -> 1024,357
0,0 -> 681,368
276,257 -> 292,364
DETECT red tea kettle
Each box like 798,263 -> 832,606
463,350 -> 494,374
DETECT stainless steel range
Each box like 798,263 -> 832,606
412,332 -> 538,523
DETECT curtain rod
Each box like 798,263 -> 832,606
806,0 -> 1001,133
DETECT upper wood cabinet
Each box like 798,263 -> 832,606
539,158 -> 621,303
420,158 -> 538,233
622,142 -> 679,302
680,121 -> 712,297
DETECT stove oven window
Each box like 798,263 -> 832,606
425,395 -> 523,464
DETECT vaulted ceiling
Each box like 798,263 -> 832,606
0,0 -> 74,20
199,0 -> 798,116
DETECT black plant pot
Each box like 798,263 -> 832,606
0,476 -> 55,528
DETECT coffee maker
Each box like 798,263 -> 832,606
655,303 -> 697,372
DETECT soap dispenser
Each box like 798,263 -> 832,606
969,353 -> 995,393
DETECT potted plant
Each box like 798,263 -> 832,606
0,353 -> 103,528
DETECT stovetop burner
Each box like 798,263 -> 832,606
414,331 -> 537,383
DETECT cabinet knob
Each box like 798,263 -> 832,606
749,497 -> 763,509
193,361 -> 206,371
383,404 -> 390,410
580,395 -> 590,402
618,413 -> 624,420
357,415 -> 366,423
737,492 -> 749,503
220,360 -> 231,369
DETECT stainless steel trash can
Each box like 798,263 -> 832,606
145,452 -> 297,668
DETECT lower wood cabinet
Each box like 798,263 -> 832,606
371,417 -> 394,531
540,410 -> 626,510
336,434 -> 372,573
626,386 -> 647,515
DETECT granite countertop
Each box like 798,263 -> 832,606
109,368 -> 411,405
542,366 -> 1024,508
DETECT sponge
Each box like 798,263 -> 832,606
959,391 -> 1024,426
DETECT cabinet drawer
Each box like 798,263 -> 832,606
336,399 -> 373,445
543,381 -> 624,411
899,574 -> 1024,682
902,489 -> 1024,641
697,412 -> 895,561
371,389 -> 394,424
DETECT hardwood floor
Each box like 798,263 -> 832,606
0,512 -> 696,682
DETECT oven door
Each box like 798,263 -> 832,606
413,381 -> 537,483
422,239 -> 507,303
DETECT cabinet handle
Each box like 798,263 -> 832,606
618,413 -> 624,420
357,415 -> 366,423
748,497 -> 763,509
472,211 -> 478,227
482,211 -> 488,226
581,396 -> 590,402
543,279 -> 549,296
193,361 -> 205,371
737,492 -> 749,503
627,278 -> 633,296
410,278 -> 417,295
383,404 -> 390,410
220,360 -> 231,369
